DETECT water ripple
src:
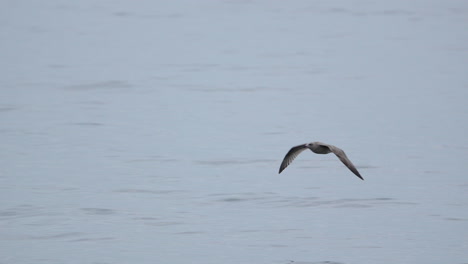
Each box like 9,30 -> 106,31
29,232 -> 82,240
80,208 -> 116,215
210,192 -> 414,209
195,159 -> 276,166
64,80 -> 132,91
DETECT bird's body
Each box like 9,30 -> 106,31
279,141 -> 363,180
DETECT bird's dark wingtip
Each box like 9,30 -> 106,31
278,165 -> 286,174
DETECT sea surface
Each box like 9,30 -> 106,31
1,1 -> 468,264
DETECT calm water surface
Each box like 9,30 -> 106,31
1,1 -> 468,264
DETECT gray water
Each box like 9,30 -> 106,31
1,1 -> 468,264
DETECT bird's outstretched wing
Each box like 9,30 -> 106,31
279,144 -> 308,174
325,144 -> 364,180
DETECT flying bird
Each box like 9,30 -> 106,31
279,142 -> 363,180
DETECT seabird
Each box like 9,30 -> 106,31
279,142 -> 363,180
